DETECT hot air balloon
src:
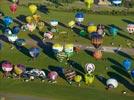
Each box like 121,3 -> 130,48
79,30 -> 87,36
84,73 -> 94,85
75,12 -> 84,25
2,61 -> 13,77
14,64 -> 26,76
68,21 -> 75,28
7,34 -> 18,43
3,16 -> 13,27
50,20 -> 58,27
87,25 -> 97,33
122,59 -> 132,71
27,23 -> 36,32
84,0 -> 94,9
97,24 -> 105,35
48,71 -> 58,83
64,44 -> 74,57
12,26 -> 20,34
106,78 -> 118,89
4,28 -> 12,36
43,32 -> 53,40
131,69 -> 134,78
85,63 -> 95,74
15,38 -> 26,46
26,16 -> 33,24
109,27 -> 118,36
29,4 -> 37,14
33,14 -> 41,23
52,44 -> 63,54
56,51 -> 66,62
91,32 -> 103,48
12,0 -> 19,3
74,75 -> 82,86
127,24 -> 134,34
29,47 -> 40,58
37,21 -> 45,32
93,50 -> 102,60
64,68 -> 76,84
112,0 -> 122,5
10,3 -> 17,13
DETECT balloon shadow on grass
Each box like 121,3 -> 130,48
48,65 -> 66,80
58,22 -> 68,28
122,19 -> 134,24
95,75 -> 107,86
118,32 -> 134,41
115,50 -> 134,60
28,34 -> 57,61
67,60 -> 85,75
16,15 -> 27,24
38,4 -> 49,14
84,49 -> 93,57
108,24 -> 122,31
0,35 -> 10,43
107,58 -> 130,79
107,71 -> 134,92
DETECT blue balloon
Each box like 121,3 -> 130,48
123,59 -> 132,71
75,12 -> 84,18
13,26 -> 20,34
109,27 -> 118,36
29,47 -> 40,58
3,16 -> 13,27
131,69 -> 134,78
4,28 -> 12,35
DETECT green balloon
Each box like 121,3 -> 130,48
80,30 -> 87,36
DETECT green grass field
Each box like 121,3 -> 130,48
0,1 -> 134,100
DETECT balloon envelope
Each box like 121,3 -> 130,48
85,63 -> 95,73
3,16 -> 13,26
75,12 -> 84,22
50,20 -> 58,27
87,25 -> 97,33
29,5 -> 37,14
15,38 -> 26,46
109,27 -> 118,36
106,78 -> 118,88
29,47 -> 40,58
48,71 -> 58,80
2,61 -> 13,72
14,64 -> 25,75
74,75 -> 82,83
13,26 -> 20,34
10,3 -> 17,13
123,59 -> 132,71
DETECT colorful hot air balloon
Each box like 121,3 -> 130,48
85,63 -> 95,74
2,61 -> 13,77
12,26 -> 20,34
29,47 -> 40,58
127,24 -> 134,34
64,44 -> 74,57
91,32 -> 103,48
84,73 -> 94,85
3,16 -> 13,27
93,50 -> 102,60
97,24 -> 105,35
14,64 -> 25,75
29,4 -> 37,14
122,59 -> 132,71
106,78 -> 118,89
109,27 -> 118,36
27,23 -> 36,32
84,0 -> 94,9
64,68 -> 76,84
75,12 -> 84,25
87,25 -> 97,33
48,71 -> 58,81
10,3 -> 17,13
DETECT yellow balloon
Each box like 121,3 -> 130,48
37,21 -> 45,32
33,14 -> 41,22
74,75 -> 82,83
87,25 -> 97,33
68,21 -> 75,28
29,4 -> 37,14
26,16 -> 33,23
84,0 -> 94,8
14,65 -> 23,75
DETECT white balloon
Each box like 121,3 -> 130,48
106,78 -> 118,88
85,63 -> 95,73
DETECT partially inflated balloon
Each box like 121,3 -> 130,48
29,5 -> 37,14
3,16 -> 13,27
10,3 -> 17,13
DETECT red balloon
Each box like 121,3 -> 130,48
10,3 -> 17,13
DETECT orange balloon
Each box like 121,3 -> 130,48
93,50 -> 102,60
